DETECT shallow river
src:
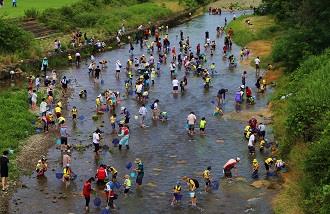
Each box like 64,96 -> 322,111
9,11 -> 276,214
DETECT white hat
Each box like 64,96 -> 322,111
121,106 -> 126,111
236,157 -> 240,162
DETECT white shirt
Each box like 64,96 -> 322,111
187,114 -> 196,125
35,77 -> 40,86
172,79 -> 179,87
93,132 -> 100,144
153,102 -> 158,110
115,61 -> 122,71
258,124 -> 266,132
248,134 -> 255,146
255,58 -> 260,65
40,101 -> 47,113
139,106 -> 147,116
136,84 -> 142,93
75,52 -> 81,57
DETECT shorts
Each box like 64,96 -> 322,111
256,64 -> 260,69
136,173 -> 144,185
205,179 -> 211,186
93,143 -> 100,152
61,137 -> 68,145
95,75 -> 99,79
224,168 -> 232,178
188,124 -> 194,131
136,92 -> 142,97
189,191 -> 196,198
72,114 -> 77,119
200,128 -> 205,131
124,188 -> 130,193
62,84 -> 68,89
248,145 -> 255,153
56,112 -> 61,118
264,163 -> 270,171
116,70 -> 120,73
173,86 -> 178,91
111,123 -> 115,129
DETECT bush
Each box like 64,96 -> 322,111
0,19 -> 33,54
24,8 -> 39,19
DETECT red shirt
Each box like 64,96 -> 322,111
246,88 -> 252,97
97,167 -> 106,180
83,181 -> 92,197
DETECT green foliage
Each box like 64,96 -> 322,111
24,8 -> 39,19
181,0 -> 209,7
0,88 -> 35,154
273,50 -> 330,213
0,19 -> 34,54
261,0 -> 330,70
39,0 -> 172,33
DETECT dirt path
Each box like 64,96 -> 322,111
223,104 -> 273,124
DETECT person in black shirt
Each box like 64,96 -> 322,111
217,88 -> 228,106
1,150 -> 9,192
94,66 -> 101,81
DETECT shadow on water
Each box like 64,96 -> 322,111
9,11 -> 277,214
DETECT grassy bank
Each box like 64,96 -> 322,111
0,88 -> 36,177
226,15 -> 282,68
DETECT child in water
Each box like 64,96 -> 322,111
199,117 -> 207,135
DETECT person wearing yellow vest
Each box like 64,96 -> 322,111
171,182 -> 182,206
71,106 -> 78,120
252,159 -> 260,179
55,105 -> 62,118
123,174 -> 131,196
264,157 -> 275,173
68,54 -> 72,64
63,163 -> 74,187
95,95 -> 101,112
108,166 -> 118,182
202,166 -> 212,192
182,176 -> 199,206
199,117 -> 207,135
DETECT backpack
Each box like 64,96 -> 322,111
191,179 -> 199,189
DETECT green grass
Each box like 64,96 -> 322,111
227,15 -> 280,47
0,88 -> 35,154
0,0 -> 80,18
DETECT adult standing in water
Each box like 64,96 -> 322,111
1,151 -> 9,192
134,158 -> 144,188
223,157 -> 240,178
187,112 -> 197,136
93,128 -> 101,155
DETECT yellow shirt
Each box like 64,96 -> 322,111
55,106 -> 62,113
200,120 -> 206,128
110,116 -> 116,124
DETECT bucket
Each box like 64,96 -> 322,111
55,139 -> 61,145
189,192 -> 195,198
174,194 -> 183,201
101,208 -> 110,214
126,162 -> 132,170
55,172 -> 63,179
211,180 -> 219,190
112,139 -> 119,145
130,172 -> 136,178
94,197 -> 101,207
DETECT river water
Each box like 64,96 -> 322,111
9,11 -> 277,214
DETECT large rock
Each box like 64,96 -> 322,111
250,180 -> 271,188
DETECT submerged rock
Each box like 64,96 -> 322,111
250,180 -> 271,188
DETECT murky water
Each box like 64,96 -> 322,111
9,11 -> 276,214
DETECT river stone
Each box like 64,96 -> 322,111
153,168 -> 162,171
216,139 -> 225,144
176,160 -> 187,164
250,180 -> 271,188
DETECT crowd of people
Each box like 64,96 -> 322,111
0,10 -> 286,212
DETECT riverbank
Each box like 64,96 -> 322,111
227,14 -> 307,214
0,0 -> 190,79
